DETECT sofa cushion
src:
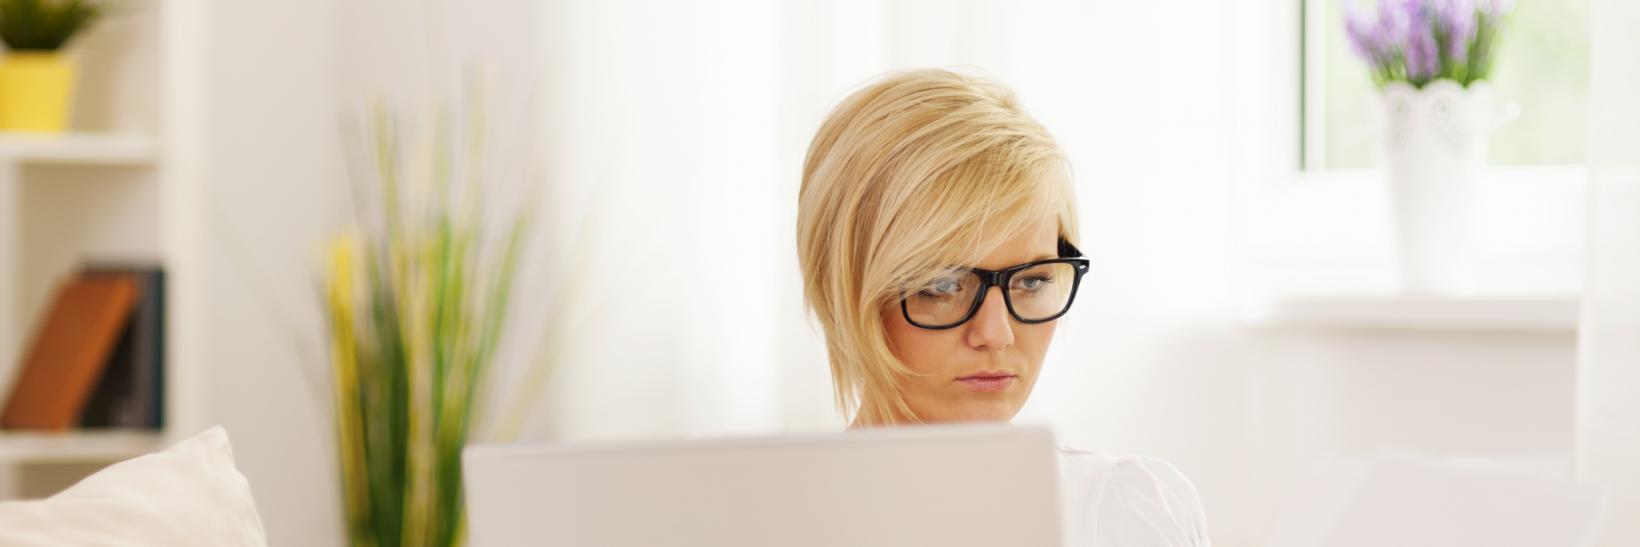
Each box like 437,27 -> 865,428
0,426 -> 269,546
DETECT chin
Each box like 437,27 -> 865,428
927,403 -> 1020,424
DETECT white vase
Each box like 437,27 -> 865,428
1379,79 -> 1494,295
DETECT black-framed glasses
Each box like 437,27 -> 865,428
898,238 -> 1090,330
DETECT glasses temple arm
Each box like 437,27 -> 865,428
1058,237 -> 1085,259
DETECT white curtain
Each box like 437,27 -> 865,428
1576,0 -> 1640,545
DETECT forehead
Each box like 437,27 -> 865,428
973,216 -> 1058,270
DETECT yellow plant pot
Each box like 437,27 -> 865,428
0,53 -> 76,133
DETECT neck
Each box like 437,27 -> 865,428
847,405 -> 914,429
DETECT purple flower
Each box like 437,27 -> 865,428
1376,0 -> 1415,54
1343,2 -> 1385,63
1340,0 -> 1510,87
1434,0 -> 1477,62
1404,22 -> 1439,80
1390,0 -> 1425,31
1479,0 -> 1515,17
1342,0 -> 1411,71
1380,0 -> 1438,81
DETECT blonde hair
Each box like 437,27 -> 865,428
796,68 -> 1080,425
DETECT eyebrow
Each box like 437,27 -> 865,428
966,253 -> 1057,270
1000,253 -> 1057,265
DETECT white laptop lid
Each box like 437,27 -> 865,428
463,423 -> 1063,547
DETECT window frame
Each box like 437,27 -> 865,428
1295,0 -> 1589,174
1228,0 -> 1587,301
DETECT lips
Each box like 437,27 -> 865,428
956,370 -> 1017,393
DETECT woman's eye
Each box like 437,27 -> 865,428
1015,274 -> 1054,291
918,278 -> 961,297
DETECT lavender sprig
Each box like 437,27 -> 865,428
1341,0 -> 1513,89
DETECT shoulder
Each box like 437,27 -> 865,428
1056,448 -> 1211,547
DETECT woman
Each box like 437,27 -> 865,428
795,68 -> 1211,546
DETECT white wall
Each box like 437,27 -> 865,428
189,0 -> 343,544
1577,0 -> 1640,544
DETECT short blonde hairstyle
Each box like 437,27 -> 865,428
796,68 -> 1080,425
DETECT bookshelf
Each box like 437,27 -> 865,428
0,0 -> 197,499
0,133 -> 158,165
0,431 -> 164,464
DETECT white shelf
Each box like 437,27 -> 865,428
0,430 -> 164,464
0,133 -> 159,166
1249,295 -> 1581,332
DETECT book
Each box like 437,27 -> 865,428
1,274 -> 140,430
78,266 -> 164,430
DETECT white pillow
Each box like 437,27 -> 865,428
0,426 -> 269,546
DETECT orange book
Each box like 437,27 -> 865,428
2,274 -> 139,430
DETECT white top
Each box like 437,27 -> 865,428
1058,448 -> 1212,547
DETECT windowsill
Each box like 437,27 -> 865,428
1244,295 -> 1579,332
1243,165 -> 1586,331
1288,164 -> 1586,188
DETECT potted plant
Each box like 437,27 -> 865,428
322,91 -> 531,547
1344,0 -> 1513,294
0,0 -> 99,132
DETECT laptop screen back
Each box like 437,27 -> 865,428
463,424 -> 1063,547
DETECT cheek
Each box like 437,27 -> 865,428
881,306 -> 952,374
881,306 -> 1063,377
1020,322 -> 1059,363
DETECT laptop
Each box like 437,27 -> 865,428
463,423 -> 1064,547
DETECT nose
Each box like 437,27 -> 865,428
964,286 -> 1015,351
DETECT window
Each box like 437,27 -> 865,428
1303,0 -> 1590,170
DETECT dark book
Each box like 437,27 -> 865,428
79,266 -> 164,430
1,274 -> 139,430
